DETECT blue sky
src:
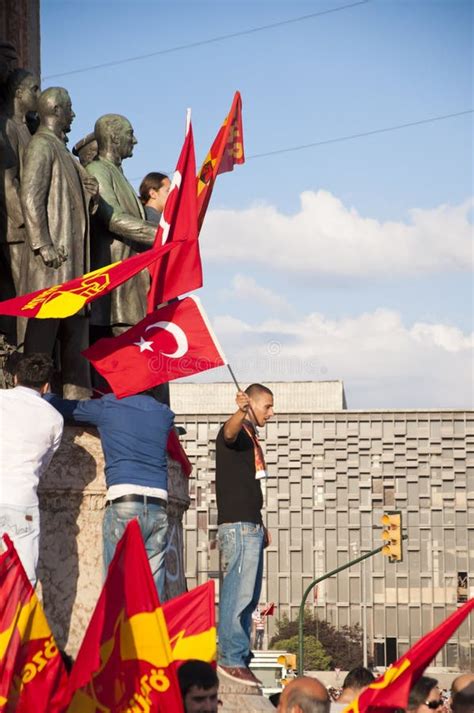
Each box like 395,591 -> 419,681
41,0 -> 473,408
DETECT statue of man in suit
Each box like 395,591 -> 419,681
86,114 -> 157,334
20,86 -> 98,398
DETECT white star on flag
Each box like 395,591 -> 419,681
134,336 -> 154,352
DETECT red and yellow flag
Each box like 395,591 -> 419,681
162,581 -> 216,667
0,535 -> 68,713
196,91 -> 244,231
0,240 -> 183,320
65,519 -> 184,712
342,597 -> 474,712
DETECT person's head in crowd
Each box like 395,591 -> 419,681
72,132 -> 98,167
451,673 -> 474,713
178,659 -> 220,713
407,676 -> 443,712
244,383 -> 274,428
139,172 -> 171,214
337,667 -> 375,703
14,353 -> 54,394
277,675 -> 330,713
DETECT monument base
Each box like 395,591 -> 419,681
218,675 -> 276,712
37,425 -> 190,657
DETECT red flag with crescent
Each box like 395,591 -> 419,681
65,519 -> 184,713
0,240 -> 183,319
162,581 -> 216,668
82,295 -> 227,399
147,118 -> 201,311
196,91 -> 245,231
0,535 -> 68,712
342,597 -> 474,712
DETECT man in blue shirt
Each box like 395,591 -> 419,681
46,389 -> 174,601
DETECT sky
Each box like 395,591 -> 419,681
40,0 -> 473,409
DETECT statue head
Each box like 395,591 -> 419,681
38,87 -> 75,135
72,132 -> 98,167
94,114 -> 137,163
5,69 -> 40,115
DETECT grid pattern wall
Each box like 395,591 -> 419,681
181,409 -> 474,668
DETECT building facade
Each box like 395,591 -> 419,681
172,381 -> 474,670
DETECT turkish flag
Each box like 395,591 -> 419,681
163,581 -> 216,667
83,295 -> 227,399
342,597 -> 474,712
65,520 -> 184,712
147,119 -> 201,311
0,535 -> 68,713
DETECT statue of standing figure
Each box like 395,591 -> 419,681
86,114 -> 157,335
20,87 -> 98,398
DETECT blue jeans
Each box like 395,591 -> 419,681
103,500 -> 168,602
218,522 -> 264,667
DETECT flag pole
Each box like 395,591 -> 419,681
226,364 -> 241,391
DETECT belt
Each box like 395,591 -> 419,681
105,495 -> 167,508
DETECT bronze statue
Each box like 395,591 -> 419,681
72,131 -> 98,167
0,69 -> 39,292
86,114 -> 157,334
20,87 -> 98,398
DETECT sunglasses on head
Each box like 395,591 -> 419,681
424,700 -> 443,710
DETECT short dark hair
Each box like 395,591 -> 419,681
343,667 -> 375,690
453,688 -> 474,713
15,353 -> 53,388
408,676 -> 438,709
178,660 -> 218,697
139,172 -> 169,205
245,383 -> 273,399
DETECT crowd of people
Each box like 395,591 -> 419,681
176,663 -> 474,712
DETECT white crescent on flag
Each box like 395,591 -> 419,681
145,320 -> 188,358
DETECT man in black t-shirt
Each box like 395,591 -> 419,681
215,383 -> 274,687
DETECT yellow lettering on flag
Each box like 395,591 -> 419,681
368,658 -> 411,689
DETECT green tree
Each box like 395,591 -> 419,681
270,635 -> 331,671
270,609 -> 368,671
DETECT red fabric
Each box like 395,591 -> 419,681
147,122 -> 201,312
162,582 -> 216,668
83,295 -> 227,399
196,91 -> 244,231
65,520 -> 184,712
0,240 -> 182,319
343,597 -> 474,712
261,603 -> 275,616
166,430 -> 192,478
0,535 -> 68,713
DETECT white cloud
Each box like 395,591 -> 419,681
220,274 -> 294,313
202,191 -> 473,277
210,308 -> 474,409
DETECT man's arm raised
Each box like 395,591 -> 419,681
223,391 -> 250,444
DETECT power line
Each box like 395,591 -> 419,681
127,108 -> 473,183
42,0 -> 371,80
246,109 -> 474,160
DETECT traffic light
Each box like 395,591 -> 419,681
277,653 -> 297,672
381,511 -> 403,562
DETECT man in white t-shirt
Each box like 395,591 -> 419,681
0,353 -> 63,585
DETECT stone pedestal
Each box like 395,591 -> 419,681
218,676 -> 276,712
37,425 -> 190,657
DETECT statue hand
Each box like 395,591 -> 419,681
39,245 -> 67,269
83,175 -> 99,198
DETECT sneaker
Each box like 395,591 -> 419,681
218,665 -> 262,687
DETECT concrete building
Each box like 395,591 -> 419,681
172,381 -> 474,670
